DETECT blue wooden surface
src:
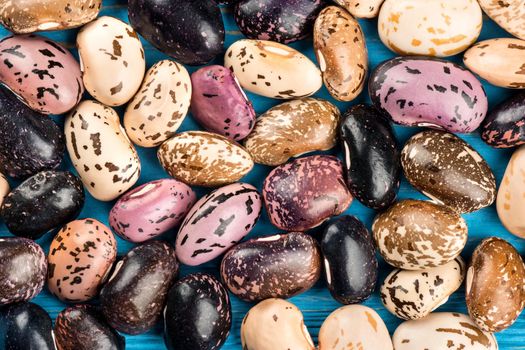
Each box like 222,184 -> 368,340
1,1 -> 524,349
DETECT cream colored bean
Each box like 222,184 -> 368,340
124,60 -> 191,147
497,146 -> 525,237
464,38 -> 525,89
318,305 -> 393,350
77,16 -> 145,106
393,313 -> 498,350
378,0 -> 482,57
241,298 -> 314,350
65,100 -> 141,201
224,39 -> 322,99
381,257 -> 465,320
479,0 -> 525,40
333,0 -> 384,18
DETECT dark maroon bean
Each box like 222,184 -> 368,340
1,171 -> 84,239
220,232 -> 321,301
263,155 -> 353,231
0,237 -> 47,306
100,241 -> 179,335
55,305 -> 125,350
481,92 -> 525,148
0,303 -> 55,350
234,0 -> 327,43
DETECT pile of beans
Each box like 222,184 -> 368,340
0,0 -> 524,349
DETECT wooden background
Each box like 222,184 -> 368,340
1,0 -> 524,348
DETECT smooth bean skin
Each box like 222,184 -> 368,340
321,215 -> 378,304
128,0 -> 225,65
0,303 -> 55,350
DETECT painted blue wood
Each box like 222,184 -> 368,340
1,1 -> 524,349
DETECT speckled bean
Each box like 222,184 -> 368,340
220,232 -> 321,301
77,16 -> 145,106
65,100 -> 141,201
190,65 -> 255,141
124,60 -> 191,147
176,183 -> 262,266
263,155 -> 352,231
0,34 -> 84,114
244,98 -> 340,166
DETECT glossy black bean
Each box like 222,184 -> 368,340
100,241 -> 179,335
128,0 -> 225,65
0,302 -> 55,350
164,273 -> 231,350
55,305 -> 125,350
234,0 -> 326,43
340,104 -> 400,210
321,215 -> 378,304
481,92 -> 525,148
0,237 -> 47,306
1,171 -> 84,239
0,85 -> 64,179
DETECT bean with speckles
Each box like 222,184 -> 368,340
100,241 -> 179,335
220,232 -> 321,301
263,155 -> 353,232
110,179 -> 196,243
225,39 -> 322,99
77,16 -> 145,106
0,0 -> 102,33
401,130 -> 496,213
318,305 -> 393,350
0,85 -> 64,179
0,34 -> 84,114
176,183 -> 262,266
0,237 -> 47,306
466,237 -> 525,332
464,38 -> 525,89
381,257 -> 466,320
158,131 -> 254,187
65,100 -> 141,202
244,98 -> 340,166
1,170 -> 84,240
481,92 -> 525,148
241,298 -> 315,350
234,0 -> 327,44
369,56 -> 488,133
54,304 -> 125,350
314,6 -> 368,102
124,60 -> 192,147
47,218 -> 117,303
393,312 -> 498,350
372,199 -> 468,270
190,65 -> 255,141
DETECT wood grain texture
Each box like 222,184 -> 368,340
1,1 -> 524,349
